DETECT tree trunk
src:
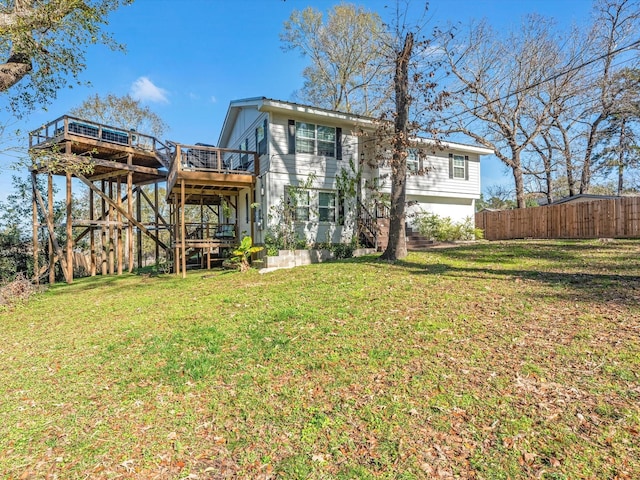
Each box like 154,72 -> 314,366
380,32 -> 413,261
513,158 -> 526,209
618,118 -> 626,195
580,115 -> 605,194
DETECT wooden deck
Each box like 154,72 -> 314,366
29,116 -> 260,282
165,142 -> 258,204
29,116 -> 169,184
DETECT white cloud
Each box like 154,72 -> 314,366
130,77 -> 169,104
210,96 -> 217,104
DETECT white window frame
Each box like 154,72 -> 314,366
287,188 -> 340,223
318,191 -> 337,222
452,154 -> 466,179
296,122 -> 336,157
407,148 -> 420,174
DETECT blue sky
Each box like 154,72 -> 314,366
0,0 -> 592,201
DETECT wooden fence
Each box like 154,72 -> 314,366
475,197 -> 640,240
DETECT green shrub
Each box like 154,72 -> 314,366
414,213 -> 483,242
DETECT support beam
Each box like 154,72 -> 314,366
31,172 -> 39,285
48,173 -> 54,284
33,183 -> 71,284
181,180 -> 187,278
117,177 -> 123,275
108,181 -> 114,275
127,164 -> 134,273
154,183 -> 160,264
140,187 -> 169,227
89,185 -> 96,276
136,186 -> 143,269
65,165 -> 73,283
100,180 -> 108,276
75,172 -> 169,251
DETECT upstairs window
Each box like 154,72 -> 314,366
449,154 -> 469,180
407,148 -> 420,174
295,122 -> 336,157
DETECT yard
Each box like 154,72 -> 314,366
1,240 -> 639,479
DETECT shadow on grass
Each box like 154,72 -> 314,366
350,241 -> 640,305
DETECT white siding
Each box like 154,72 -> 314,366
225,108 -> 263,148
406,195 -> 475,225
373,150 -> 481,199
266,113 -> 361,183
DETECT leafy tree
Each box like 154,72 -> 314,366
0,0 -> 132,114
281,3 -> 391,116
0,175 -> 68,282
69,93 -> 168,138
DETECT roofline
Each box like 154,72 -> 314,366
259,98 -> 376,126
218,97 -> 495,156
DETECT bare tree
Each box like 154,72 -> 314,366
379,31 -> 414,261
69,93 -> 168,139
280,3 -> 392,116
438,15 -> 560,208
577,0 -> 640,194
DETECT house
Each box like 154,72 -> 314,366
29,99 -> 493,281
216,97 -> 493,248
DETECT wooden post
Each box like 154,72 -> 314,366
172,202 -> 179,275
65,167 -> 73,284
101,180 -> 108,275
31,172 -> 39,285
154,183 -> 159,264
136,186 -> 143,268
127,156 -> 134,273
89,185 -> 96,276
33,184 -> 71,284
48,173 -> 55,284
181,180 -> 187,278
117,177 -> 123,275
108,181 -> 114,275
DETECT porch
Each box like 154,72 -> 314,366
165,142 -> 259,277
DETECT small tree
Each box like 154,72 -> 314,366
229,236 -> 263,272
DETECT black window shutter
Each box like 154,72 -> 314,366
263,118 -> 268,154
464,155 -> 469,180
449,153 -> 454,179
288,119 -> 296,155
336,127 -> 342,160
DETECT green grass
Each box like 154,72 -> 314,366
1,239 -> 639,479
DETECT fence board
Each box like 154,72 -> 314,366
475,197 -> 640,240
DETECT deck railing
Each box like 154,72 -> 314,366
180,222 -> 238,243
166,142 -> 259,193
29,115 -> 170,165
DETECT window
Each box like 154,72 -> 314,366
449,154 -> 468,180
287,188 -> 310,221
296,122 -> 336,157
407,148 -> 420,174
287,188 -> 340,223
245,193 -> 249,224
256,119 -> 267,155
239,138 -> 249,170
319,192 -> 336,222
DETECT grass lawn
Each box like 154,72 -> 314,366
1,240 -> 639,479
